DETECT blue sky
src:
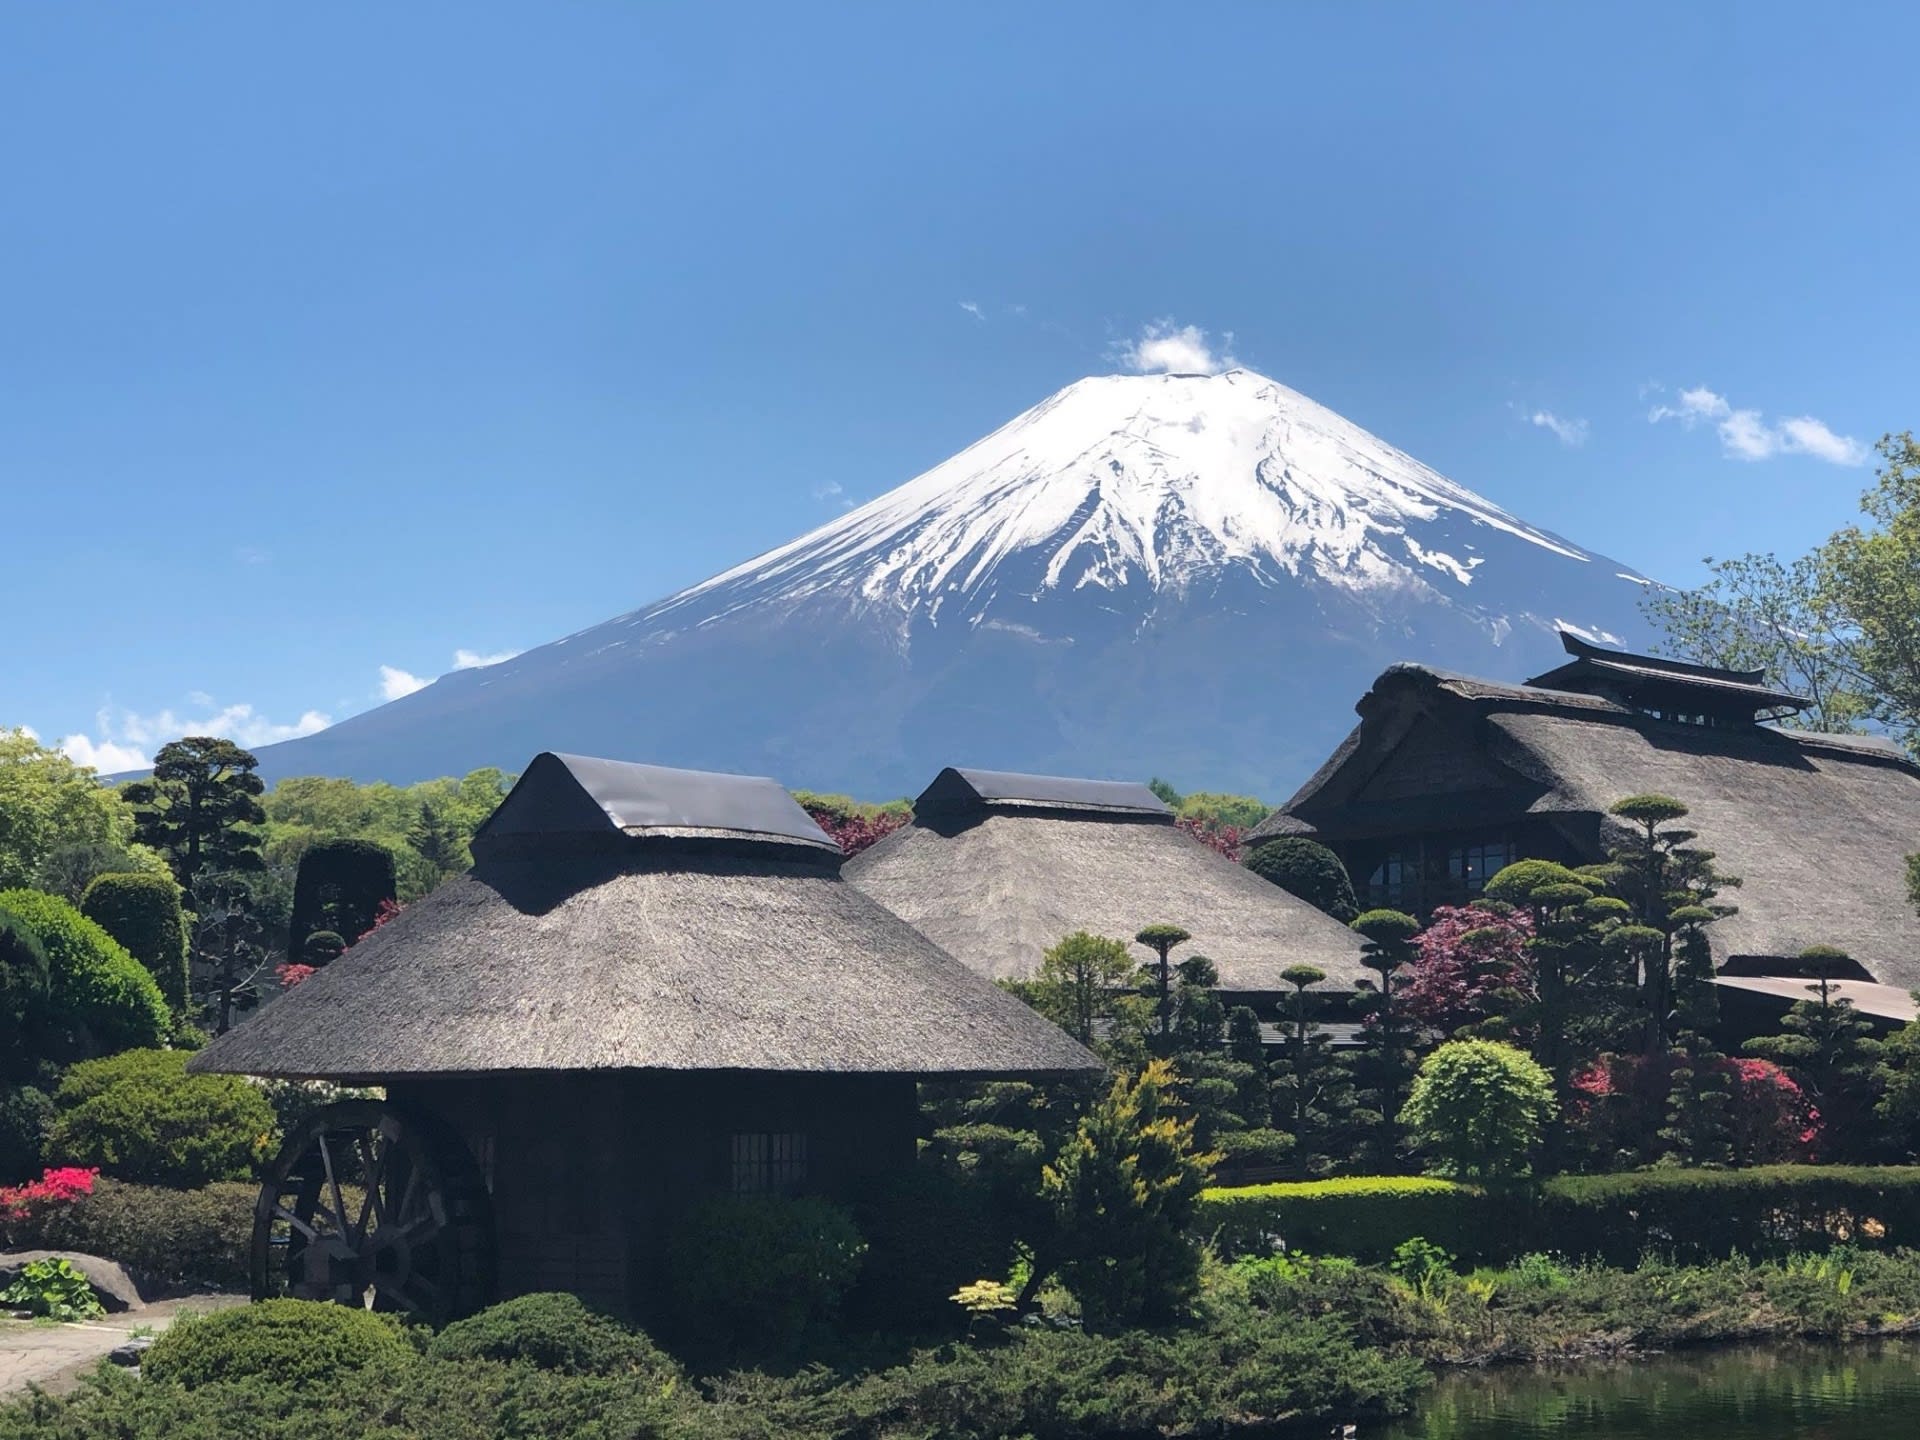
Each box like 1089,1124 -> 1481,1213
6,4 -> 1917,770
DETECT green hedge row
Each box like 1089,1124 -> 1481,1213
1201,1166 -> 1920,1265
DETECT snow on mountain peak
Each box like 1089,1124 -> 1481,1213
648,368 -> 1638,639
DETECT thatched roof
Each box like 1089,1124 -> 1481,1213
190,754 -> 1100,1083
1257,660 -> 1920,990
845,768 -> 1369,994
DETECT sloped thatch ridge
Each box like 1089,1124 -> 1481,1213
845,811 -> 1369,993
189,850 -> 1101,1082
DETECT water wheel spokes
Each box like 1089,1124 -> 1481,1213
251,1099 -> 494,1325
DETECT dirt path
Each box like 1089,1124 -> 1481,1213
0,1293 -> 247,1396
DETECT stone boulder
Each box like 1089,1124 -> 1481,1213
0,1249 -> 144,1312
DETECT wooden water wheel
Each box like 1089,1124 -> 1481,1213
251,1099 -> 495,1325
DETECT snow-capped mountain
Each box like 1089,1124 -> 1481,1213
252,369 -> 1655,796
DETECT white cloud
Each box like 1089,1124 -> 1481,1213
56,697 -> 333,771
811,480 -> 845,504
1117,319 -> 1237,376
1528,410 -> 1590,447
958,300 -> 984,321
452,648 -> 519,670
380,665 -> 430,700
1648,384 -> 1866,466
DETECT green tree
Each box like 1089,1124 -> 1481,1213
1269,963 -> 1357,1175
1174,792 -> 1271,832
1037,1059 -> 1216,1328
81,872 -> 190,1011
123,738 -> 267,891
1744,946 -> 1884,1159
1350,909 -> 1421,1167
1644,432 -> 1920,745
288,839 -> 398,955
1400,1039 -> 1557,1180
189,873 -> 275,1035
408,800 -> 466,876
0,729 -> 153,894
0,904 -> 51,1080
1133,923 -> 1191,1043
1875,1017 -> 1920,1159
1020,930 -> 1141,1049
1243,837 -> 1359,922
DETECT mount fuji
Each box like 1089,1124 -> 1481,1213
253,369 -> 1656,796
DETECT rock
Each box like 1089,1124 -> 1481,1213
0,1250 -> 144,1312
108,1337 -> 152,1366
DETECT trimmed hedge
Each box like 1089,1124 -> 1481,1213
1200,1166 -> 1920,1265
143,1300 -> 412,1388
428,1293 -> 681,1380
0,889 -> 170,1057
11,1177 -> 254,1291
47,1049 -> 274,1187
81,873 -> 189,1011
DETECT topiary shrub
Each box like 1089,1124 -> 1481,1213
47,1048 -> 275,1187
0,904 -> 51,1075
81,873 -> 189,1011
0,889 -> 170,1058
143,1298 -> 413,1388
1243,838 -> 1359,922
15,1176 -> 254,1290
664,1193 -> 866,1356
288,840 -> 397,958
428,1292 -> 681,1380
0,1082 -> 55,1183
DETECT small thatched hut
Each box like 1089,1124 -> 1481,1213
190,753 -> 1099,1322
1247,632 -> 1920,1011
843,767 -> 1369,1004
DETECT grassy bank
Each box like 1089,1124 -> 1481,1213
7,1248 -> 1920,1439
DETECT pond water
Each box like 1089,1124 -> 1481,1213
1377,1341 -> 1920,1438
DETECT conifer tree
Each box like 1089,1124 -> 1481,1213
1019,930 -> 1141,1050
1133,923 -> 1191,1045
1745,945 -> 1883,1158
1269,963 -> 1357,1175
122,738 -> 267,893
1349,909 -> 1421,1168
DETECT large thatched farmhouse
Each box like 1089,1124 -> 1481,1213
844,766 -> 1368,1005
189,753 -> 1099,1322
1247,632 -> 1920,1027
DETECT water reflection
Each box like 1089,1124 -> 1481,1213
1378,1341 -> 1920,1439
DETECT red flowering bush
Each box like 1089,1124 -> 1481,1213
0,1165 -> 97,1245
1403,905 -> 1534,1037
1568,1052 -> 1820,1168
805,808 -> 907,857
276,962 -> 318,989
1176,816 -> 1243,858
356,898 -> 402,942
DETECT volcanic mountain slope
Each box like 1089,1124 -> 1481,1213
253,369 -> 1656,796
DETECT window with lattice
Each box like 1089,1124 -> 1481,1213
730,1132 -> 808,1195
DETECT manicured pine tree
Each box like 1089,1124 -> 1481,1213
1268,963 -> 1358,1176
1745,945 -> 1884,1159
1241,837 -> 1359,922
189,872 -> 274,1035
122,738 -> 266,893
1020,929 -> 1141,1050
1133,923 -> 1191,1046
1226,1004 -> 1270,1124
1349,908 -> 1421,1169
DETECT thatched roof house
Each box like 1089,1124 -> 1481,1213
844,766 -> 1369,998
1247,633 -> 1920,992
192,753 -> 1097,1320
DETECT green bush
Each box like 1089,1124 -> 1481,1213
81,873 -> 189,1011
46,1049 -> 273,1188
0,889 -> 170,1058
288,839 -> 397,957
0,1083 -> 54,1183
1200,1166 -> 1920,1266
0,1257 -> 104,1322
428,1293 -> 680,1380
847,1166 -> 1004,1332
1243,837 -> 1358,922
1401,1039 -> 1556,1180
0,905 -> 50,1075
143,1299 -> 412,1388
664,1193 -> 866,1355
12,1176 -> 255,1290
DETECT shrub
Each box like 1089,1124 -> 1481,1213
0,905 -> 50,1074
143,1299 -> 412,1388
848,1165 -> 1003,1332
664,1193 -> 866,1355
80,873 -> 189,1011
0,1083 -> 54,1183
46,1048 -> 274,1187
1243,837 -> 1358,922
10,1176 -> 255,1290
0,889 -> 170,1058
1201,1175 -> 1492,1262
288,839 -> 397,957
0,1256 -> 104,1321
0,1166 -> 97,1246
1401,1039 -> 1556,1180
428,1293 -> 680,1381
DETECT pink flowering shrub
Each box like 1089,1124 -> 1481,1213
276,962 -> 318,989
1403,905 -> 1535,1037
0,1166 -> 98,1245
1569,1052 -> 1820,1167
804,808 -> 908,857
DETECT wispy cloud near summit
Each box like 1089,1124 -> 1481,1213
1117,320 -> 1237,376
